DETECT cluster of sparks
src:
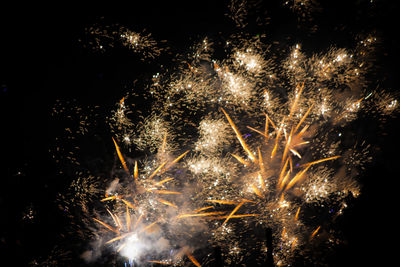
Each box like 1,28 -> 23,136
50,3 -> 398,267
79,31 -> 398,266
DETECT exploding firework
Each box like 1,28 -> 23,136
50,2 -> 397,267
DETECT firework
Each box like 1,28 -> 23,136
50,2 -> 397,266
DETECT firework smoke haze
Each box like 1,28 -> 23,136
21,1 -> 397,266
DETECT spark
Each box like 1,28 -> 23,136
112,137 -> 130,175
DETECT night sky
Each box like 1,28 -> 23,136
1,1 -> 400,266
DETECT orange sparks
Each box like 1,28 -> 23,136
206,199 -> 239,205
107,209 -> 123,230
231,153 -> 247,166
295,207 -> 301,221
265,113 -> 277,132
221,108 -> 256,162
126,206 -> 131,231
284,165 -> 311,191
177,211 -> 226,219
279,170 -> 291,191
185,251 -> 201,267
194,206 -> 214,213
299,155 -> 341,168
221,201 -> 245,227
271,119 -> 285,159
105,232 -> 133,245
213,214 -> 259,219
277,158 -> 289,189
164,150 -> 189,172
134,160 -> 138,180
155,177 -> 174,186
117,243 -> 127,253
310,226 -> 321,239
121,199 -> 135,209
289,82 -> 305,119
251,184 -> 263,198
93,218 -> 120,234
264,113 -> 269,139
153,190 -> 182,195
112,137 -> 130,175
139,220 -> 160,234
247,126 -> 267,138
289,148 -> 302,159
161,129 -> 167,153
258,172 -> 265,191
101,195 -> 121,202
147,260 -> 171,265
134,214 -> 144,230
293,103 -> 314,133
148,161 -> 168,179
291,238 -> 298,250
157,198 -> 178,208
258,147 -> 266,190
281,128 -> 293,166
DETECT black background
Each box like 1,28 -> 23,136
1,1 -> 399,266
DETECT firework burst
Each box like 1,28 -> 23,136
49,2 -> 397,266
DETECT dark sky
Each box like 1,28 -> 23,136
1,1 -> 399,266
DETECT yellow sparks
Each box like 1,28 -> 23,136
221,108 -> 256,162
112,137 -> 130,175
